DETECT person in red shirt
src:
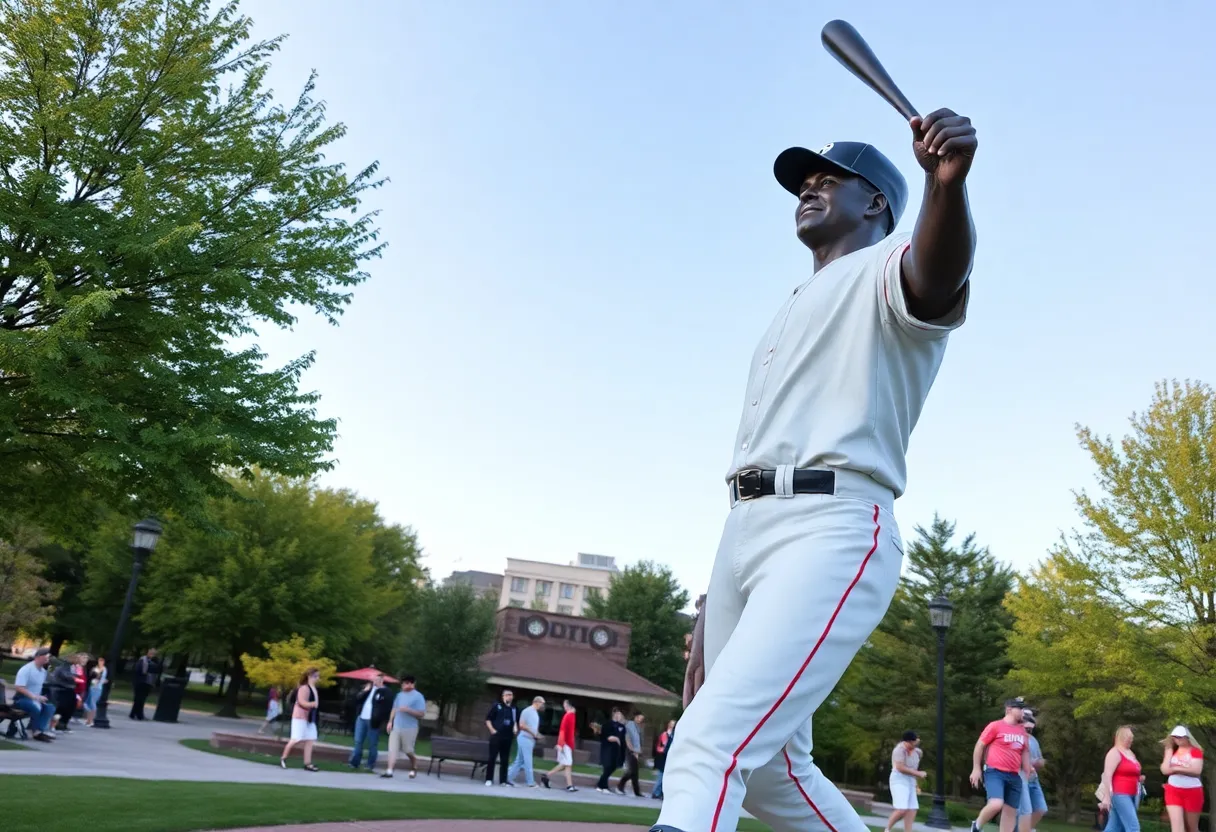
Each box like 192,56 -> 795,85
969,698 -> 1033,832
541,700 -> 579,792
1099,725 -> 1143,832
1160,725 -> 1202,832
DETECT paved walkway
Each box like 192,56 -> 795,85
0,714 -> 962,832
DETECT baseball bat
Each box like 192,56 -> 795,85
820,20 -> 918,121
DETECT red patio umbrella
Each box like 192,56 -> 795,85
335,667 -> 398,683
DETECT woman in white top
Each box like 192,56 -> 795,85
1160,725 -> 1204,832
886,730 -> 926,832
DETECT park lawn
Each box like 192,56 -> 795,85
0,737 -> 28,750
0,775 -> 773,831
258,731 -> 657,781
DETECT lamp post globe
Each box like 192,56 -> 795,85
92,517 -> 163,729
925,594 -> 953,829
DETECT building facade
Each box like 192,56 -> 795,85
498,554 -> 617,616
449,607 -> 680,759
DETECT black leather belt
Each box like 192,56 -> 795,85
729,468 -> 836,504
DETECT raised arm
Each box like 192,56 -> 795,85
900,109 -> 978,322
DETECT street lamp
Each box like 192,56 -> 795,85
925,594 -> 954,830
93,517 -> 163,729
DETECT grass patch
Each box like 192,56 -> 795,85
0,775 -> 773,831
0,736 -> 29,750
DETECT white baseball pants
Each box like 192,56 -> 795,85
654,468 -> 904,832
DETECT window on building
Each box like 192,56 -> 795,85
535,580 -> 553,597
557,604 -> 573,615
508,599 -> 524,608
585,586 -> 602,600
510,577 -> 528,593
560,583 -> 576,600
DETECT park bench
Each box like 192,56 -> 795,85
426,735 -> 487,780
0,681 -> 30,740
318,710 -> 347,736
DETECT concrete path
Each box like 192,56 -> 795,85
0,714 -> 963,832
220,824 -> 647,832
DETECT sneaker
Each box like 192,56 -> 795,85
972,822 -> 981,832
408,771 -> 416,779
380,771 -> 393,779
503,781 -> 515,787
541,774 -> 550,789
566,785 -> 578,792
33,734 -> 53,743
486,780 -> 493,787
280,758 -> 287,769
596,787 -> 607,793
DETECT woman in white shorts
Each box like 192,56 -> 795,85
886,730 -> 926,832
280,668 -> 321,771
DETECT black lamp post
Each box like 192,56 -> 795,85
925,594 -> 954,829
93,517 -> 163,729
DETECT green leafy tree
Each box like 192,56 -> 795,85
402,582 -> 496,732
128,472 -> 396,717
341,511 -> 425,671
829,516 -> 1014,798
1012,380 -> 1216,810
1006,557 -> 1158,821
584,561 -> 691,694
0,529 -> 59,643
0,0 -> 384,533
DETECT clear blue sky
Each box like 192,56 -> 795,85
242,1 -> 1216,600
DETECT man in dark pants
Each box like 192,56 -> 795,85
596,708 -> 626,792
484,689 -> 517,786
129,648 -> 157,720
618,711 -> 647,796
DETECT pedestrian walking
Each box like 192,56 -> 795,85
541,700 -> 579,792
651,719 -> 676,799
507,696 -> 546,787
279,668 -> 321,772
1098,726 -> 1142,832
1161,725 -> 1203,832
969,698 -> 1032,832
258,686 -> 282,735
885,731 -> 925,832
83,657 -> 106,727
129,648 -> 157,721
617,712 -> 646,797
596,708 -> 626,793
484,689 -> 518,786
382,675 -> 427,779
348,672 -> 392,771
1018,710 -> 1049,832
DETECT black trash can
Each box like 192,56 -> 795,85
153,676 -> 186,723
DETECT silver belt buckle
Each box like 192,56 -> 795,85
732,469 -> 763,503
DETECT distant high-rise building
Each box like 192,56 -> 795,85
498,555 -> 618,617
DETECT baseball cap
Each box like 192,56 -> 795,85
1005,697 -> 1028,710
34,647 -> 52,657
773,141 -> 908,232
902,730 -> 919,742
1023,714 -> 1037,726
1171,725 -> 1189,738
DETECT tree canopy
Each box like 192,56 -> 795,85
0,0 -> 384,533
585,560 -> 691,693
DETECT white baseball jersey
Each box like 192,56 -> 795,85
728,231 -> 967,498
655,231 -> 971,832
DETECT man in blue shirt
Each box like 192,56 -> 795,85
484,689 -> 518,786
1018,711 -> 1048,832
8,649 -> 56,742
382,675 -> 427,779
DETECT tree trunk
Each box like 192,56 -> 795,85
49,634 -> 65,655
174,653 -> 189,677
216,656 -> 245,719
217,661 -> 229,697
